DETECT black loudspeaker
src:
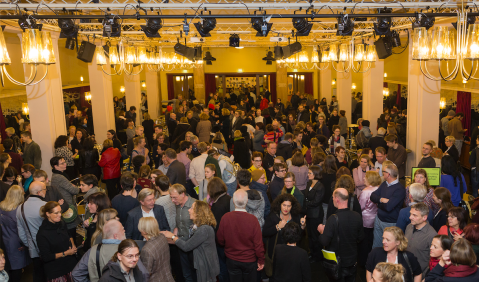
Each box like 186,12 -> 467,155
374,37 -> 392,59
282,42 -> 302,58
274,46 -> 283,60
77,41 -> 96,63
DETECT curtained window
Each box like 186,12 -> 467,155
457,91 -> 471,137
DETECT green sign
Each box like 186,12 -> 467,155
411,167 -> 441,186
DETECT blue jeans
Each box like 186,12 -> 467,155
179,248 -> 197,282
226,179 -> 238,196
471,169 -> 479,198
372,215 -> 396,249
217,246 -> 230,282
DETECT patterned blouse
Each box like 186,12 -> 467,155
55,146 -> 75,166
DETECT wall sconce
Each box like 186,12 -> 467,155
440,97 -> 446,110
238,69 -> 243,73
351,83 -> 357,90
22,103 -> 29,120
80,76 -> 84,82
300,75 -> 305,80
120,86 -> 125,93
384,73 -> 387,78
176,76 -> 180,81
332,79 -> 336,85
85,91 -> 92,104
383,87 -> 390,98
141,81 -> 146,88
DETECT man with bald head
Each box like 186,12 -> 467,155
318,188 -> 364,282
16,181 -> 47,282
217,189 -> 265,281
72,220 -> 149,282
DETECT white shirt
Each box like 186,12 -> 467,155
141,206 -> 155,219
375,158 -> 388,177
189,154 -> 209,183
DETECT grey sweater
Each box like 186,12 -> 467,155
175,225 -> 220,282
51,172 -> 81,229
23,141 -> 42,169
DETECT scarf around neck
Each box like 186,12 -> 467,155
444,264 -> 477,277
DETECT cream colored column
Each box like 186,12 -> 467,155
336,71 -> 352,122
88,48 -> 115,139
194,65 -> 205,101
124,72 -> 142,125
406,34 -> 441,176
20,32 -> 66,175
320,66 -> 332,102
363,57 -> 385,135
276,65 -> 288,103
145,70 -> 160,119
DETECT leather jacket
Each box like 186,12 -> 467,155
79,149 -> 100,170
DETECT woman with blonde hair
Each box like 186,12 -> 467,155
281,172 -> 305,208
91,208 -> 118,246
372,262 -> 405,282
132,136 -> 150,165
211,132 -> 227,151
352,154 -> 372,196
288,151 -> 309,191
161,201 -> 220,282
138,217 -> 174,282
0,186 -> 29,281
197,113 -> 212,143
366,226 -> 422,282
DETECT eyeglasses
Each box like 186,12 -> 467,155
123,254 -> 140,260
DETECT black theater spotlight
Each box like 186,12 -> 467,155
412,15 -> 435,30
252,17 -> 273,37
194,18 -> 216,37
373,8 -> 392,36
336,15 -> 354,36
174,43 -> 196,61
103,18 -> 121,37
140,18 -> 162,38
282,42 -> 302,58
18,17 -> 42,31
58,19 -> 79,38
203,51 -> 216,65
262,50 -> 275,65
390,30 -> 401,47
229,34 -> 240,47
292,18 -> 313,36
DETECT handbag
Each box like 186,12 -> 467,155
402,252 -> 414,282
264,232 -> 279,277
21,203 -> 39,254
322,214 -> 342,281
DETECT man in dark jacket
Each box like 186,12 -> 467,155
263,143 -> 276,181
125,106 -> 137,125
296,105 -> 310,123
270,163 -> 287,201
164,149 -> 187,186
291,91 -> 300,109
276,133 -> 294,161
369,127 -> 388,162
125,188 -> 170,240
33,170 -> 68,212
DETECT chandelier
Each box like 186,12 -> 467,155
96,42 -> 203,75
412,11 -> 479,81
0,28 -> 55,87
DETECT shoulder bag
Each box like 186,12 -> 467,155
402,252 -> 414,282
96,243 -> 103,277
322,214 -> 342,281
21,203 -> 39,253
264,232 -> 279,277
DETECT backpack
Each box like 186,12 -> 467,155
127,150 -> 139,171
355,131 -> 369,149
221,155 -> 240,182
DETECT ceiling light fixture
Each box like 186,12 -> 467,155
141,18 -> 162,38
262,50 -> 275,65
194,18 -> 216,37
337,14 -> 354,36
203,51 -> 216,65
412,14 -> 435,30
252,17 -> 272,37
373,8 -> 392,36
292,18 -> 313,36
103,18 -> 121,37
58,19 -> 79,38
229,34 -> 240,47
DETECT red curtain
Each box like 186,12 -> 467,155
204,74 -> 216,102
167,74 -> 175,100
0,103 -> 7,141
304,73 -> 313,96
270,72 -> 277,103
457,91 -> 471,137
396,84 -> 401,109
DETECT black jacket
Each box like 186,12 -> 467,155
166,160 -> 187,186
70,138 -> 84,153
211,193 -> 232,233
328,115 -> 340,132
432,209 -> 447,232
273,245 -> 311,282
304,181 -> 324,219
297,110 -> 311,124
233,138 -> 251,169
291,95 -> 300,109
276,141 -> 293,161
263,212 -> 301,258
320,173 -> 336,205
326,193 -> 362,220
0,181 -> 9,202
167,119 -> 177,137
171,123 -> 191,149
263,153 -> 275,181
44,186 -> 69,212
369,136 -> 388,158
79,149 -> 100,171
99,260 -> 144,282
425,263 -> 479,282
125,205 -> 170,240
366,248 -> 422,282
446,145 -> 459,163
36,219 -> 78,280
269,176 -> 284,202
188,117 -> 199,134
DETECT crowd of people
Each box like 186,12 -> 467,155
0,90 -> 477,282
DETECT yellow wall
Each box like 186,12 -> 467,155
58,38 -> 90,86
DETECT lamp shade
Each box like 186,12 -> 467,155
338,43 -> 349,62
365,45 -> 377,62
125,46 -> 137,64
0,29 -> 11,65
95,46 -> 107,65
430,26 -> 455,60
21,29 -> 44,64
465,24 -> 479,60
137,46 -> 148,64
354,44 -> 365,62
412,27 -> 431,60
40,31 -> 56,65
109,46 -> 120,65
329,44 -> 338,62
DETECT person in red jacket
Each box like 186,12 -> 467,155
99,139 -> 121,199
259,95 -> 269,111
217,189 -> 265,281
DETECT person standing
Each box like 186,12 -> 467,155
165,149 -> 187,186
217,189 -> 265,282
441,110 -> 455,137
263,143 -> 276,181
111,175 -> 140,227
20,131 -> 41,169
385,134 -> 407,182
448,112 -> 467,156
98,139 -> 121,200
418,142 -> 437,168
317,188 -> 364,282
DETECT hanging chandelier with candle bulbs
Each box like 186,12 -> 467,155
411,11 -> 479,81
0,22 -> 56,87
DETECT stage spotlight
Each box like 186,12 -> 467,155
336,16 -> 354,36
140,18 -> 162,38
229,34 -> 240,47
373,8 -> 392,36
412,15 -> 435,30
452,15 -> 476,30
65,37 -> 76,50
18,17 -> 42,31
274,46 -> 283,60
58,19 -> 79,38
390,30 -> 401,47
282,42 -> 302,58
292,18 -> 313,36
203,51 -> 216,65
174,43 -> 196,61
262,51 -> 275,65
194,18 -> 216,37
103,18 -> 121,37
252,18 -> 273,37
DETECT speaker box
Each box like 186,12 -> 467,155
374,37 -> 393,59
274,46 -> 283,60
282,42 -> 302,58
77,41 -> 96,63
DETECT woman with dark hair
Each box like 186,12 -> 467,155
106,130 -> 123,152
54,135 -> 78,180
440,155 -> 467,206
99,239 -> 144,282
429,235 -> 453,271
438,207 -> 468,241
3,166 -> 20,186
36,201 -> 78,281
263,194 -> 305,260
304,166 -> 324,262
79,137 -> 101,180
321,155 -> 338,224
83,192 -> 111,251
98,139 -> 121,200
272,221 -> 311,281
432,187 -> 454,232
70,128 -> 85,153
142,113 -> 155,149
378,113 -> 390,130
463,223 -> 479,265
20,164 -> 35,194
326,175 -> 362,219
406,169 -> 441,215
426,238 -> 479,281
253,122 -> 265,153
316,115 -> 330,139
288,151 -> 309,191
